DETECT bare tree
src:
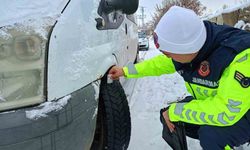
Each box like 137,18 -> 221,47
150,0 -> 206,30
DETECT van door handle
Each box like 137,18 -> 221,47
125,23 -> 128,35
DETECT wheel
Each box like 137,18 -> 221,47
134,48 -> 139,63
146,42 -> 149,50
90,75 -> 131,150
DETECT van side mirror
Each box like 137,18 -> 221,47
106,0 -> 139,15
101,0 -> 139,15
96,0 -> 138,30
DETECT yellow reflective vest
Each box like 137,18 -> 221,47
123,49 -> 250,126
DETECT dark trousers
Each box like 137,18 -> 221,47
184,115 -> 250,150
161,96 -> 250,150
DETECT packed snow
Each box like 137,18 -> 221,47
235,20 -> 248,28
64,49 -> 92,81
92,81 -> 100,101
92,81 -> 100,120
202,0 -> 250,20
222,0 -> 250,14
0,0 -> 69,27
127,41 -> 201,150
0,0 -> 249,149
26,95 -> 71,120
0,0 -> 70,40
127,40 -> 250,150
234,20 -> 250,30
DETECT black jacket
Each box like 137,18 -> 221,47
173,21 -> 250,89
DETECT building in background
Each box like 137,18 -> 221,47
203,1 -> 250,31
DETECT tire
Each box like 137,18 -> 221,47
146,42 -> 149,50
134,48 -> 139,64
91,76 -> 131,150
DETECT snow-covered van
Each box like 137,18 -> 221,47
0,0 -> 138,149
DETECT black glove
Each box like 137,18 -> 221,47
160,108 -> 188,150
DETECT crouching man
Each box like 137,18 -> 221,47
109,6 -> 250,150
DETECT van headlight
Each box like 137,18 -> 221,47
14,36 -> 42,61
0,28 -> 48,111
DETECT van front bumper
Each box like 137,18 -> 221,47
0,83 -> 98,150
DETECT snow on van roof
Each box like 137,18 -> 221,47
0,0 -> 69,27
202,1 -> 250,20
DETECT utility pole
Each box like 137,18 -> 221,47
137,6 -> 146,29
141,6 -> 145,27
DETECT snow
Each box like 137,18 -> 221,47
222,1 -> 250,13
0,0 -> 249,148
26,95 -> 71,120
234,20 -> 250,30
92,81 -> 100,101
92,81 -> 100,119
128,41 -> 201,150
243,23 -> 250,30
0,0 -> 70,40
0,29 -> 11,40
235,20 -> 247,28
128,40 -> 250,150
0,0 -> 69,27
92,107 -> 98,120
64,49 -> 92,81
202,0 -> 250,20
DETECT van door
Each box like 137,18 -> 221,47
99,11 -> 127,67
125,14 -> 138,63
105,14 -> 138,67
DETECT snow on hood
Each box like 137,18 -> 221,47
202,1 -> 250,20
0,0 -> 69,27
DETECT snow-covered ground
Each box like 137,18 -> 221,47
127,40 -> 201,150
128,40 -> 250,150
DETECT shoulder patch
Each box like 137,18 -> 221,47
234,71 -> 250,88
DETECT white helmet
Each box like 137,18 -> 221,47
154,6 -> 207,54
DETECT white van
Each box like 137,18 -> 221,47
0,0 -> 138,149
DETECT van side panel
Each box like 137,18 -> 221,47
47,0 -> 116,100
125,17 -> 138,64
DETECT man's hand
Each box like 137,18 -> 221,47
162,109 -> 175,133
108,66 -> 124,80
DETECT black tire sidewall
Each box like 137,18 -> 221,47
91,77 -> 131,150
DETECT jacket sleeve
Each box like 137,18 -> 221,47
169,54 -> 250,126
122,54 -> 176,78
